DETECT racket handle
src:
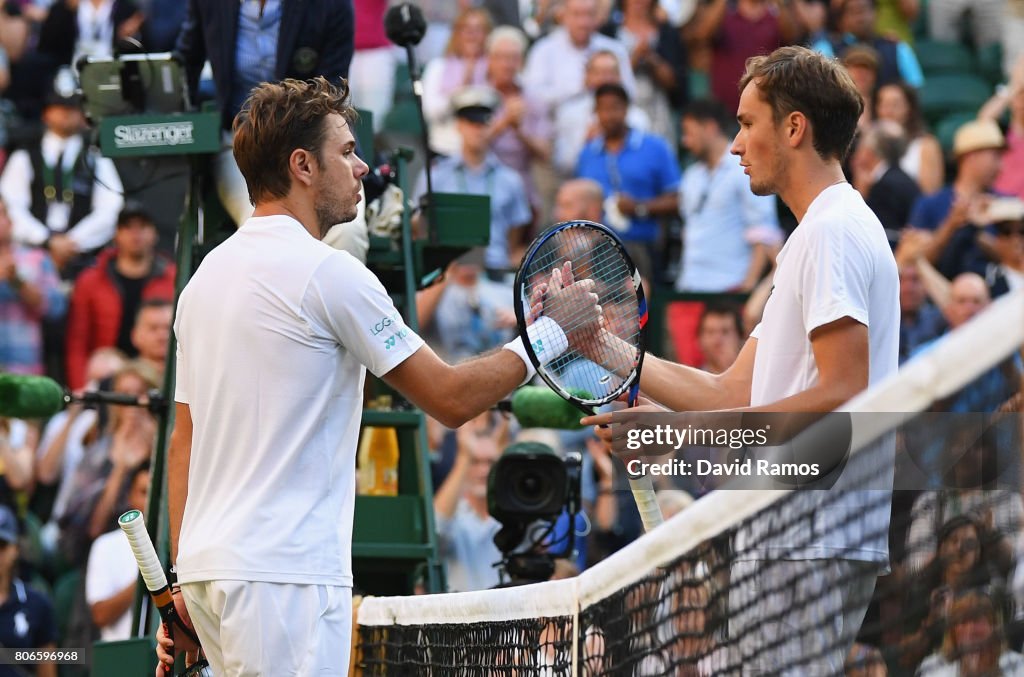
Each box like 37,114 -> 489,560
628,476 -> 664,532
118,510 -> 202,647
119,510 -> 168,592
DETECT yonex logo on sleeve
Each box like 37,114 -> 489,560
384,329 -> 409,350
532,339 -> 544,355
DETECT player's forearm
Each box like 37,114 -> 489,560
743,378 -> 863,415
434,352 -> 526,428
384,345 -> 526,429
640,355 -> 746,412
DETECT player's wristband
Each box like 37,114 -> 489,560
503,316 -> 569,386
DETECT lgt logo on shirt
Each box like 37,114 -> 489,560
371,313 -> 401,337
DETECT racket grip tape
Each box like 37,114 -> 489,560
627,476 -> 664,532
118,510 -> 202,647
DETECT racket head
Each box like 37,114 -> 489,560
514,220 -> 648,409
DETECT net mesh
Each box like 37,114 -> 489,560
357,289 -> 1024,676
520,223 -> 640,404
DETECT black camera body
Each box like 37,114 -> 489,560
487,441 -> 582,584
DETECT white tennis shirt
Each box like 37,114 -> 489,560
742,182 -> 900,563
174,215 -> 423,586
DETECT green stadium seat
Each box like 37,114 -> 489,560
53,569 -> 81,643
919,74 -> 993,126
914,39 -> 975,76
934,111 -> 979,155
912,0 -> 930,40
688,70 -> 711,101
392,62 -> 413,107
975,42 -> 1005,86
382,99 -> 423,137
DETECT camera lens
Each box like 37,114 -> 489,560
508,466 -> 556,511
518,473 -> 543,499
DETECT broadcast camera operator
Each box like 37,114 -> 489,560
435,410 -> 589,591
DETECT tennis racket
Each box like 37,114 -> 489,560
118,510 -> 211,677
513,220 -> 664,532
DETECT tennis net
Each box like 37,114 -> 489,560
356,289 -> 1024,676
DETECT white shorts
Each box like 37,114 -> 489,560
180,580 -> 352,676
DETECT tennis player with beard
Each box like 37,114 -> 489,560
156,77 -> 600,675
585,46 -> 900,673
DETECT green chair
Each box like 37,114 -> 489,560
919,74 -> 993,127
912,0 -> 930,40
383,60 -> 424,137
688,70 -> 711,101
914,39 -> 975,76
382,99 -> 424,137
52,569 -> 81,643
975,42 -> 1005,86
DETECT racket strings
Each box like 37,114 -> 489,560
523,225 -> 642,402
528,239 -> 640,343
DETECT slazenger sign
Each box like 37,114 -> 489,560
113,121 -> 195,148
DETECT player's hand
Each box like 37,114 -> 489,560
542,262 -> 601,336
155,588 -> 201,671
580,396 -> 665,446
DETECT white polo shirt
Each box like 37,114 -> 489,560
741,182 -> 900,563
174,215 -> 423,586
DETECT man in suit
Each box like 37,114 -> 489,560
174,0 -> 355,227
852,120 -> 921,237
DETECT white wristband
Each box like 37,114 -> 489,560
527,316 -> 569,362
503,317 -> 570,386
503,336 -> 536,386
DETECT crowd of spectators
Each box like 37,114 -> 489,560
0,0 -> 1015,674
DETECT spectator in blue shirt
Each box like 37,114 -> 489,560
575,83 -> 680,285
908,120 -> 1006,280
897,262 -> 945,363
